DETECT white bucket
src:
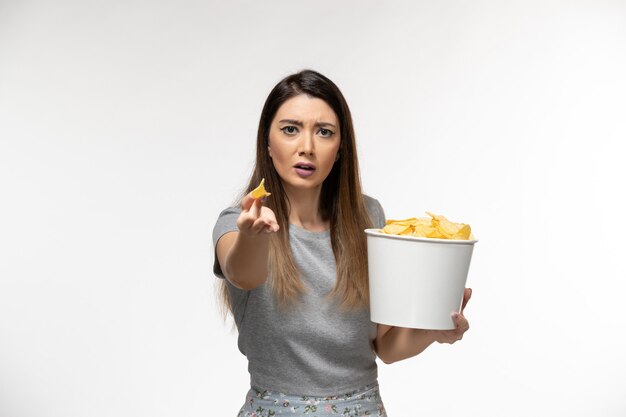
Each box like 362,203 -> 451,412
365,229 -> 477,330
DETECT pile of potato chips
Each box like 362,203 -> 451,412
381,212 -> 473,240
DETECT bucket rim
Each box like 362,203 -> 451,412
364,228 -> 478,245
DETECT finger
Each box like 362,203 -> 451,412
265,220 -> 280,233
452,312 -> 470,334
251,217 -> 273,234
237,213 -> 255,232
461,288 -> 472,312
241,194 -> 255,212
249,197 -> 262,219
437,330 -> 455,344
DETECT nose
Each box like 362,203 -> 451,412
297,131 -> 314,156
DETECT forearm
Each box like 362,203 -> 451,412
224,233 -> 270,290
376,327 -> 437,364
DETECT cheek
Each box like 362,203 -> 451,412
325,144 -> 341,165
269,147 -> 286,165
267,137 -> 280,161
268,145 -> 290,173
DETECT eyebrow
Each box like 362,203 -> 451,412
278,119 -> 337,129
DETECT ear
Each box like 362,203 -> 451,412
268,146 -> 273,158
335,150 -> 340,162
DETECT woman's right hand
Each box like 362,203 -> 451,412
216,193 -> 279,290
237,194 -> 280,236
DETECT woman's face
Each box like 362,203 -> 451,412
268,94 -> 341,192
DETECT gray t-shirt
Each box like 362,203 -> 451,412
212,195 -> 386,396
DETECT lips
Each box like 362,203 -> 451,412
294,162 -> 316,178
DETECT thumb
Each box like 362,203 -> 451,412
461,288 -> 472,312
241,193 -> 255,212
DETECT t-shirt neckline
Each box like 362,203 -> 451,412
288,223 -> 331,239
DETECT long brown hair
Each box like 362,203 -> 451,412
218,69 -> 374,318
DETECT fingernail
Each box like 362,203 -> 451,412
452,312 -> 460,319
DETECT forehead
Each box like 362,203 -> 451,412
273,95 -> 338,124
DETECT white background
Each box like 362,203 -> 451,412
1,1 -> 625,416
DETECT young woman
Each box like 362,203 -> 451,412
212,69 -> 471,416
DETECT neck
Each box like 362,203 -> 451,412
283,184 -> 328,232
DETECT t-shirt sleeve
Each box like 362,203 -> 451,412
212,206 -> 242,279
364,195 -> 386,229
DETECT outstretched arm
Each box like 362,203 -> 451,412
216,194 -> 279,290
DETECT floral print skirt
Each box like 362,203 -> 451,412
236,381 -> 387,417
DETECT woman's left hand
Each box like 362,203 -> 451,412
430,288 -> 472,344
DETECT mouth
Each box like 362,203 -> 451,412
293,162 -> 317,177
293,162 -> 316,171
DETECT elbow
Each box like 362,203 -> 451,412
224,270 -> 265,291
375,350 -> 396,365
226,275 -> 256,291
380,357 -> 395,365
229,278 -> 253,291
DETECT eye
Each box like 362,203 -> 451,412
318,128 -> 334,138
280,126 -> 298,135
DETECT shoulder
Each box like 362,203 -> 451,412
215,205 -> 242,226
363,194 -> 386,228
217,205 -> 242,218
212,205 -> 242,245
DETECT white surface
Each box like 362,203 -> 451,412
1,1 -> 625,416
366,229 -> 476,329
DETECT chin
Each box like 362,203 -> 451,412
282,178 -> 323,190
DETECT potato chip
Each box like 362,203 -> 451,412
382,223 -> 412,235
251,178 -> 271,199
385,217 -> 418,225
453,224 -> 472,240
381,212 -> 473,240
